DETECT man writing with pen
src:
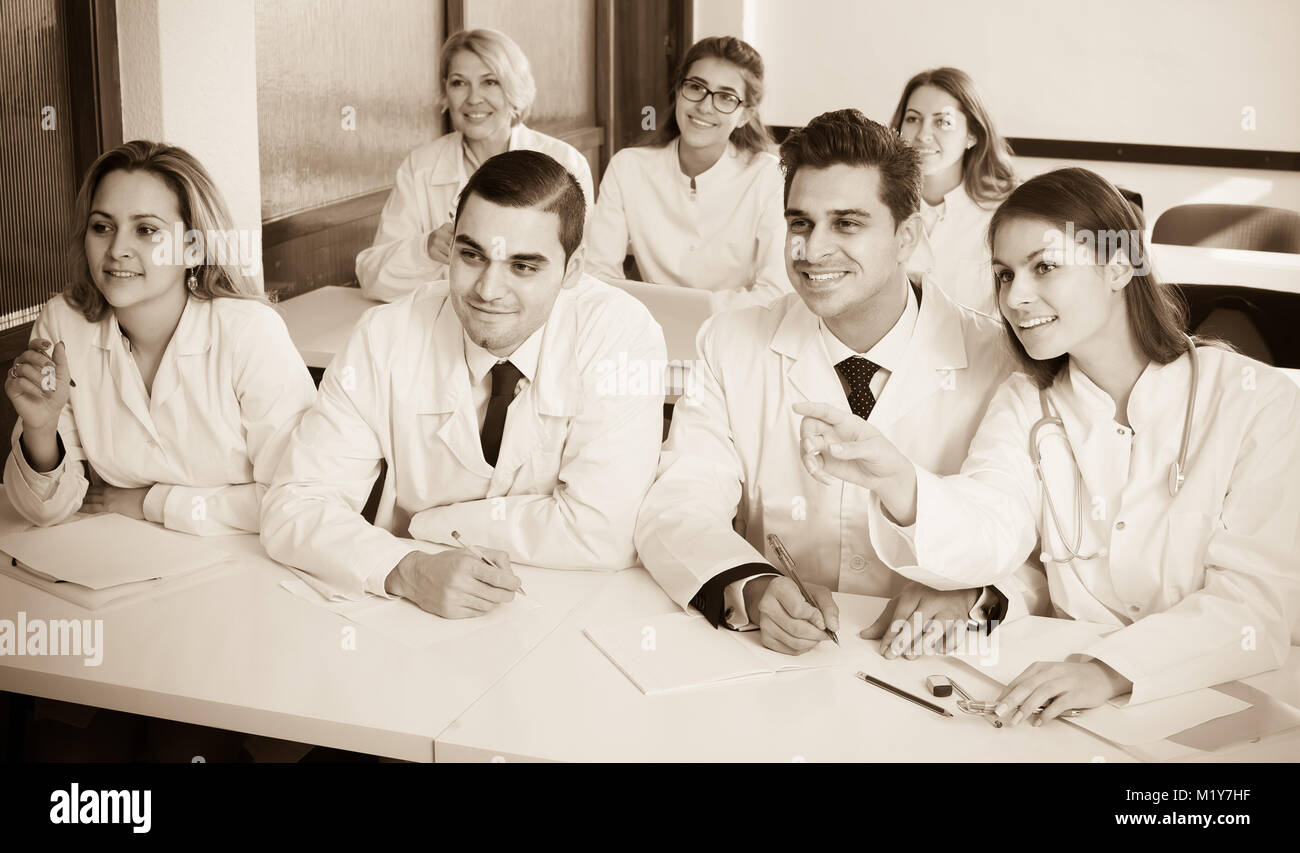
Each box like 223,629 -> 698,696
262,151 -> 666,616
635,110 -> 1046,654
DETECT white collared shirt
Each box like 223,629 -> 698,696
907,183 -> 1000,316
355,124 -> 596,303
463,323 -> 544,431
817,277 -> 919,402
584,139 -> 792,312
871,345 -> 1300,704
4,294 -> 317,535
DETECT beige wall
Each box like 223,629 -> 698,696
462,0 -> 597,134
117,0 -> 263,266
255,0 -> 443,220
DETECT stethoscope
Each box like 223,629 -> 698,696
1028,335 -> 1198,563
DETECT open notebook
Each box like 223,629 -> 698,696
584,593 -> 887,695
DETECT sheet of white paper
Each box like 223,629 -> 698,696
953,615 -> 1250,745
280,577 -> 540,650
1071,691 -> 1249,746
584,612 -> 772,695
0,514 -> 231,589
953,615 -> 1115,684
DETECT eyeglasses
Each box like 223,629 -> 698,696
678,79 -> 744,115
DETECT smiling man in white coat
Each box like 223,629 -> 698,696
263,150 -> 666,617
635,110 -> 1044,655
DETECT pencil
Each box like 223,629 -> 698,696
856,672 -> 952,717
766,534 -> 839,644
450,530 -> 526,597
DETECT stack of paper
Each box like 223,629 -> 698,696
0,514 -> 234,610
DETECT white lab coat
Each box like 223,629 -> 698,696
261,274 -> 667,601
869,348 -> 1300,705
3,293 -> 317,535
355,124 -> 596,302
584,140 -> 792,313
635,275 -> 1047,614
906,184 -> 1000,316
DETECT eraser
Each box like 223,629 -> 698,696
926,675 -> 952,697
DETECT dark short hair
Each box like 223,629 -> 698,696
454,150 -> 586,262
779,109 -> 921,228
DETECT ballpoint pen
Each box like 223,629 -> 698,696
450,530 -> 526,597
766,533 -> 838,645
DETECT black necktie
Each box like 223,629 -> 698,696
480,360 -> 524,467
835,356 -> 880,420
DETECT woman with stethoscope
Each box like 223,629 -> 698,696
793,167 -> 1300,725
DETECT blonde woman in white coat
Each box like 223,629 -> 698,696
4,140 -> 316,535
797,168 -> 1299,722
356,28 -> 595,302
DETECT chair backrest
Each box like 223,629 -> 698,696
1153,204 -> 1300,254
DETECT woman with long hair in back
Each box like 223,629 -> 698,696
585,36 -> 790,312
4,139 -> 316,534
356,28 -> 596,302
794,167 -> 1299,719
890,67 -> 1017,314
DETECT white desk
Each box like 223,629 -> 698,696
0,500 -> 614,762
1148,243 -> 1300,295
276,286 -> 380,369
436,567 -> 1300,763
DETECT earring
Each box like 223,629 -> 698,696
186,268 -> 198,292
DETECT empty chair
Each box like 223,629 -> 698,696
1153,203 -> 1300,254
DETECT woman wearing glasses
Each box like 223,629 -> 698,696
356,28 -> 595,302
585,36 -> 790,311
890,68 -> 1017,315
794,168 -> 1300,719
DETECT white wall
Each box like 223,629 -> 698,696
748,0 -> 1300,151
735,0 -> 1300,221
693,0 -> 747,40
116,0 -> 263,279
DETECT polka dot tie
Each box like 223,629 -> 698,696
835,356 -> 880,420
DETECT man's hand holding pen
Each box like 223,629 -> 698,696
742,575 -> 839,656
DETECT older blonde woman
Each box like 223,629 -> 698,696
356,28 -> 595,301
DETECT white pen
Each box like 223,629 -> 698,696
450,530 -> 526,597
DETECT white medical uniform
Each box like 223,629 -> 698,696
261,275 -> 666,600
906,183 -> 1000,316
635,273 -> 1047,619
4,293 -> 317,535
584,139 -> 791,312
870,347 -> 1300,704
